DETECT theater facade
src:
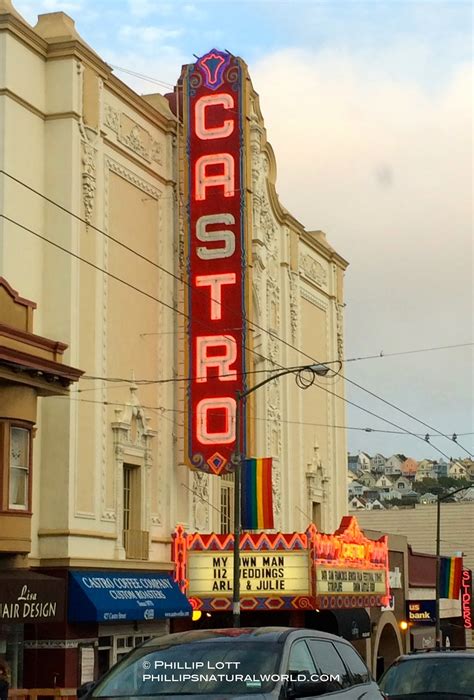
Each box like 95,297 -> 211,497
1,1 -> 361,684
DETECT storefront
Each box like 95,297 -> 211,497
172,515 -> 389,660
408,547 -> 465,650
18,569 -> 191,687
0,570 -> 65,687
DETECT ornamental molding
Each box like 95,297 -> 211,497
111,385 -> 157,449
272,459 -> 282,527
288,270 -> 299,344
103,103 -> 164,166
192,470 -> 210,531
300,253 -> 327,288
24,639 -> 97,650
79,123 -> 98,225
300,286 -> 328,312
335,301 -> 345,362
105,156 -> 162,200
104,104 -> 119,133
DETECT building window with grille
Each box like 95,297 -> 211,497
220,473 -> 234,533
7,425 -> 31,511
122,463 -> 148,559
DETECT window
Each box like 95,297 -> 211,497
220,473 -> 234,533
307,639 -> 351,689
123,464 -> 146,558
334,642 -> 370,684
8,426 -> 31,511
287,640 -> 317,674
312,501 -> 322,529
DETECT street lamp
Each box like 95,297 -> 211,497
231,362 -> 340,628
435,485 -> 469,648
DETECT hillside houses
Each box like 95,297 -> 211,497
347,451 -> 473,511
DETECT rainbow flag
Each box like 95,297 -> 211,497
241,457 -> 274,530
439,556 -> 463,599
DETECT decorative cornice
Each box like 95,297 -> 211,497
103,139 -> 173,188
0,12 -> 48,56
33,557 -> 174,570
37,529 -> 116,539
0,88 -> 45,119
301,230 -> 349,270
300,286 -> 328,311
105,156 -> 162,200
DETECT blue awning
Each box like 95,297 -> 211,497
68,570 -> 191,623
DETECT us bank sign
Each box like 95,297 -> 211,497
181,49 -> 250,475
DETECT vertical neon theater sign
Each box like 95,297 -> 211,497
183,49 -> 249,475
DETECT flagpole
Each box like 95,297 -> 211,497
435,495 -> 441,649
232,390 -> 243,628
230,362 -> 337,629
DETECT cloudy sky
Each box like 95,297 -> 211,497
17,0 -> 473,461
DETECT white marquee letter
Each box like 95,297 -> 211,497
196,336 -> 237,382
196,214 -> 236,260
195,154 -> 234,200
195,93 -> 235,140
196,397 -> 236,444
196,273 -> 236,320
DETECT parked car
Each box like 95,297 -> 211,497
79,626 -> 384,698
379,649 -> 474,699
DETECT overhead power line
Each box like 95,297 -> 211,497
53,395 -> 474,443
3,168 -> 472,457
2,178 -> 471,460
4,209 -> 468,462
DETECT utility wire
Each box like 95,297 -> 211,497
51,395 -> 474,444
109,64 -> 175,90
2,169 -> 471,456
76,342 -> 473,385
4,210 -> 467,462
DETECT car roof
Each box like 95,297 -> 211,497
141,626 -> 350,648
395,650 -> 474,661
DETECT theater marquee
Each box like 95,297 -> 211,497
172,516 -> 390,612
181,49 -> 250,475
188,551 -> 310,597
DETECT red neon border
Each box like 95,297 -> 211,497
172,516 -> 390,607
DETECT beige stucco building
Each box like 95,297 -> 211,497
0,1 -> 349,685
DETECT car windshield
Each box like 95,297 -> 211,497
92,641 -> 282,696
379,656 -> 474,696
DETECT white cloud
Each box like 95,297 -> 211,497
251,46 -> 473,455
127,0 -> 156,17
119,24 -> 183,44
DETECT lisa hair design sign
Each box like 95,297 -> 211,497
181,49 -> 250,476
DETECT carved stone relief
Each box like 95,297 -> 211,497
300,254 -> 327,288
79,123 -> 98,225
111,385 -> 159,537
272,459 -> 282,527
192,470 -> 210,531
103,104 -> 164,165
335,301 -> 345,362
306,443 -> 328,502
104,104 -> 119,133
289,270 -> 299,343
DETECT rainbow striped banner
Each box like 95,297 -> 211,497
439,556 -> 463,599
241,458 -> 274,530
